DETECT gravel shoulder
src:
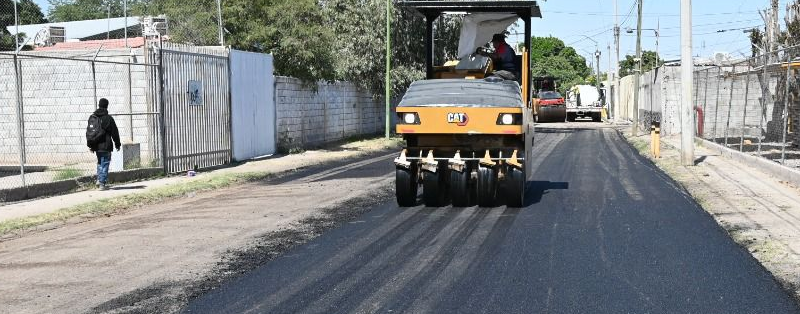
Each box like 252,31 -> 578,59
624,131 -> 800,302
0,138 -> 400,314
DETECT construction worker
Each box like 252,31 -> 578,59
476,33 -> 518,81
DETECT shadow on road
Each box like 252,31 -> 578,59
524,180 -> 569,206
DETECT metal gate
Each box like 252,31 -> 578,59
156,43 -> 232,173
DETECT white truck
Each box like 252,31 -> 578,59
565,85 -> 604,122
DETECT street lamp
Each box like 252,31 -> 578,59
579,35 -> 603,104
626,24 -> 660,67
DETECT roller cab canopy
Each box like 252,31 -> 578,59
397,1 -> 543,106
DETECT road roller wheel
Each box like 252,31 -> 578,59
476,166 -> 497,207
395,164 -> 418,207
566,113 -> 576,122
450,167 -> 471,207
504,166 -> 526,207
423,162 -> 449,207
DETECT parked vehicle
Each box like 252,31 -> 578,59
566,84 -> 604,122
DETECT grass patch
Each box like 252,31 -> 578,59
53,168 -> 83,181
0,171 -> 273,237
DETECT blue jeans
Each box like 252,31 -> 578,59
96,152 -> 111,184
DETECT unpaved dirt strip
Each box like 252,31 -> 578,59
0,151 -> 397,314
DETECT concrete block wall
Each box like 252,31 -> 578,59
619,65 -> 779,138
275,76 -> 387,151
0,49 -> 156,166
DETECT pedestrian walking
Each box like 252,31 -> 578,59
86,98 -> 121,190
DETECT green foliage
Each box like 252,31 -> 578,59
53,167 -> 83,181
0,0 -> 46,50
585,72 -> 608,87
324,0 -> 461,96
526,36 -> 591,93
223,0 -> 337,82
46,0 -> 460,92
619,50 -> 661,77
48,0 -> 148,22
749,28 -> 763,58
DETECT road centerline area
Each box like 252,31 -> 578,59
183,124 -> 800,314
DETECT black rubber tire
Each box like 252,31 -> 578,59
566,113 -> 576,122
395,165 -> 418,207
476,166 -> 497,207
450,167 -> 471,207
504,166 -> 526,207
592,112 -> 602,122
422,162 -> 449,207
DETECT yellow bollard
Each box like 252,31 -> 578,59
650,122 -> 661,158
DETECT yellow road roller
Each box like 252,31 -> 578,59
394,1 -> 541,207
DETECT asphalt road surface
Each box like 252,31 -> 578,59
184,124 -> 800,314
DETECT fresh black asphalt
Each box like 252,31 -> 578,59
183,126 -> 800,314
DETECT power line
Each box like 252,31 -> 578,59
547,9 -> 761,17
619,0 -> 637,26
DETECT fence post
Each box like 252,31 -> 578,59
13,54 -> 26,188
156,42 -> 169,173
713,66 -> 722,142
702,68 -> 710,137
781,48 -> 793,164
741,62 -> 753,152
724,64 -> 737,146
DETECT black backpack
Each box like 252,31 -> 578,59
86,114 -> 106,147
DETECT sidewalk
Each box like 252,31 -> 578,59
0,138 -> 400,227
626,132 -> 800,301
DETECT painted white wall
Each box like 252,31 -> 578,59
230,50 -> 276,161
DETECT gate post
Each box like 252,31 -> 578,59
156,42 -> 169,173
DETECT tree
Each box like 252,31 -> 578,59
618,50 -> 661,77
47,0 -> 147,22
222,0 -> 337,82
526,36 -> 592,93
324,0 -> 461,96
0,0 -> 46,50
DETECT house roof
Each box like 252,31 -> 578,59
5,17 -> 142,41
34,37 -> 146,51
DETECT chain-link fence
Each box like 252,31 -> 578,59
692,45 -> 800,167
0,45 -> 162,191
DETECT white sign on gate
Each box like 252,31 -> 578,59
188,80 -> 203,105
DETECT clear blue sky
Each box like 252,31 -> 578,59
505,0 -> 793,72
30,0 -> 789,72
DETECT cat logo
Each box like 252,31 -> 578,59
447,113 -> 469,126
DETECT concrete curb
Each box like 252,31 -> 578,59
0,168 -> 163,203
695,138 -> 800,187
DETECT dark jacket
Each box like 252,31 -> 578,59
494,42 -> 517,73
89,108 -> 121,152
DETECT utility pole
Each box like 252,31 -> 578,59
385,0 -> 392,138
614,0 -> 620,122
656,19 -> 660,67
216,0 -> 224,46
124,0 -> 128,47
631,0 -> 643,135
13,0 -> 19,50
772,0 -> 779,59
595,49 -> 602,103
107,3 -> 111,40
680,0 -> 694,165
